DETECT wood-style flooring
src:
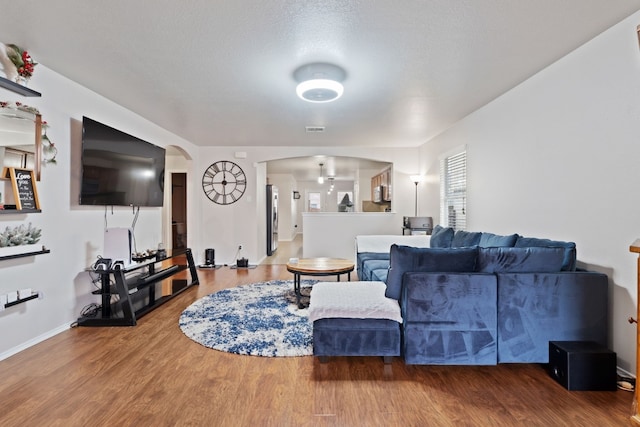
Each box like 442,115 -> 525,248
0,256 -> 633,426
261,234 -> 304,265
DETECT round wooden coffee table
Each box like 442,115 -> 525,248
286,257 -> 355,308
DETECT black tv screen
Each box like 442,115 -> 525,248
80,117 -> 166,207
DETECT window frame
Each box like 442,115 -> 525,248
439,147 -> 467,231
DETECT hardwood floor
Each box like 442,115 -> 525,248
261,233 -> 303,265
0,263 -> 633,426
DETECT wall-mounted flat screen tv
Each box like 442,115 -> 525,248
80,116 -> 166,207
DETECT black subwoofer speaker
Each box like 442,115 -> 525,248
205,248 -> 215,265
548,341 -> 616,391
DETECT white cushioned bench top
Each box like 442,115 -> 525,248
308,281 -> 402,323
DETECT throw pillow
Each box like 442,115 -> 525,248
430,225 -> 454,248
478,232 -> 519,248
514,236 -> 577,271
476,247 -> 565,273
385,245 -> 478,300
451,230 -> 482,247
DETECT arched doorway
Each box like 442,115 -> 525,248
263,155 -> 391,262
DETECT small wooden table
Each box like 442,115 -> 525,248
286,257 -> 355,308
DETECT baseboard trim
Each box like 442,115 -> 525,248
0,323 -> 70,362
618,366 -> 635,379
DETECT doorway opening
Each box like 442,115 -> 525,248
172,172 -> 187,250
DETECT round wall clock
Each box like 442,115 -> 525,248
202,160 -> 247,205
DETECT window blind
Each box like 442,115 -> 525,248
440,150 -> 467,231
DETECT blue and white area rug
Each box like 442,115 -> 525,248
179,279 -> 316,357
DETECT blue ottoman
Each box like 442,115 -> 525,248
308,281 -> 402,363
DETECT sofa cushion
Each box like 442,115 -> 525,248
514,236 -> 577,271
476,247 -> 565,273
357,252 -> 389,280
371,268 -> 389,283
308,281 -> 402,323
451,230 -> 483,247
385,245 -> 479,300
360,259 -> 390,282
478,232 -> 518,248
430,225 -> 454,248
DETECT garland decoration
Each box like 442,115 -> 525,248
5,44 -> 37,78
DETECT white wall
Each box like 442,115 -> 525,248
302,212 -> 399,260
266,173 -> 296,241
193,146 -> 420,267
297,180 -> 355,212
417,11 -> 640,373
0,66 -> 198,359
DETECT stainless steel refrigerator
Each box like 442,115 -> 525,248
266,184 -> 278,255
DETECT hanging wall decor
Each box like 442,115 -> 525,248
41,121 -> 57,165
4,44 -> 37,86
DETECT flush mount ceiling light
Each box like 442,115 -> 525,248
294,63 -> 346,103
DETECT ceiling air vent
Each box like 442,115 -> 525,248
305,126 -> 325,133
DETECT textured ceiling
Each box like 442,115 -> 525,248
1,1 -> 639,151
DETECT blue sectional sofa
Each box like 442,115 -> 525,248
356,234 -> 430,282
354,226 -> 609,365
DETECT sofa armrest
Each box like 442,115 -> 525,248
400,272 -> 498,365
355,235 -> 430,280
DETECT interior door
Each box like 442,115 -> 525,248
171,173 -> 187,250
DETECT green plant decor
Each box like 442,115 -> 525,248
0,223 -> 42,247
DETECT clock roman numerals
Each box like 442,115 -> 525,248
202,161 -> 247,205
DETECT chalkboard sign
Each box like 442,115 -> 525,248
4,167 -> 40,210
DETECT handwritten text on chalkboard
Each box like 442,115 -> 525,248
7,168 -> 39,210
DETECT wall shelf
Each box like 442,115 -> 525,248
0,76 -> 41,97
0,248 -> 50,262
0,209 -> 42,215
4,292 -> 39,309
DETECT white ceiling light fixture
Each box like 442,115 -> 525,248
318,163 -> 325,184
294,63 -> 346,103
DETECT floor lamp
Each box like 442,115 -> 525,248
410,175 -> 423,217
